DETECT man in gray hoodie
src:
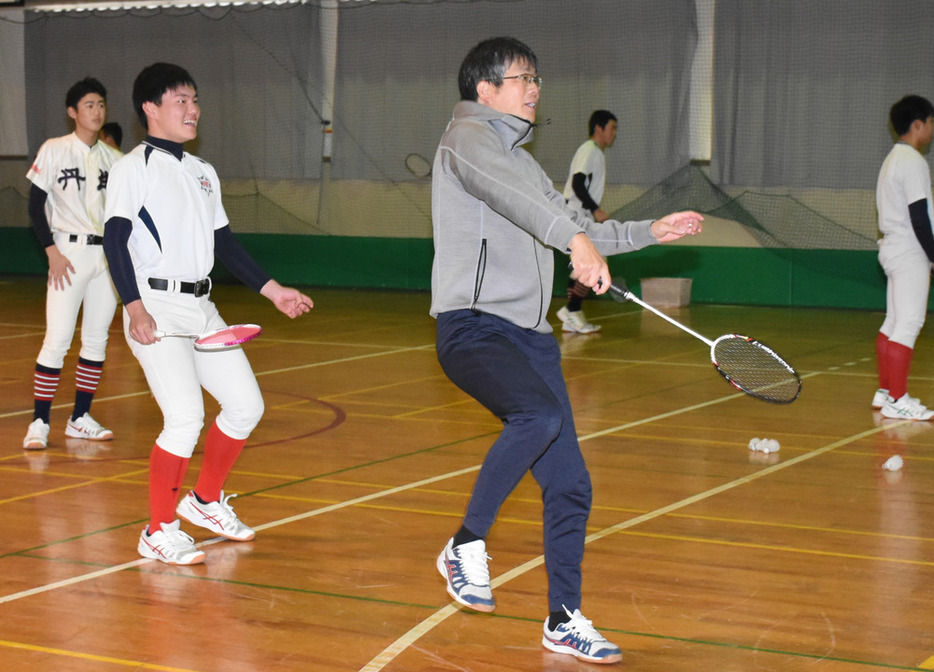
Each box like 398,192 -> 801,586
432,36 -> 702,664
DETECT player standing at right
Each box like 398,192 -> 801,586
558,110 -> 618,334
875,94 -> 934,420
23,77 -> 122,450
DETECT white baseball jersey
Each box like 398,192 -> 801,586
877,141 -> 934,256
27,132 -> 122,236
877,141 -> 934,348
562,139 -> 606,212
105,141 -> 228,283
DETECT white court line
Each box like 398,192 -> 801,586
0,465 -> 481,605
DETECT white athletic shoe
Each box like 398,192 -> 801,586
23,418 -> 50,450
176,490 -> 256,541
138,520 -> 206,565
542,606 -> 623,664
871,388 -> 890,409
65,413 -> 114,441
557,307 -> 601,334
873,388 -> 918,409
436,537 -> 495,612
881,394 -> 934,421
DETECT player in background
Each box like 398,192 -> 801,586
874,95 -> 934,421
103,63 -> 313,565
431,37 -> 702,664
99,122 -> 123,152
23,77 -> 122,450
557,110 -> 618,334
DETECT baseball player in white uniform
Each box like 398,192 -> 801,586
103,62 -> 313,565
23,77 -> 122,450
875,94 -> 934,421
558,110 -> 618,334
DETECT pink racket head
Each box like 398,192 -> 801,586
193,324 -> 262,351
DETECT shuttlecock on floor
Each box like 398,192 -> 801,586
882,455 -> 904,471
748,437 -> 780,453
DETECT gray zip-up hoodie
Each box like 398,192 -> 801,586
430,100 -> 657,333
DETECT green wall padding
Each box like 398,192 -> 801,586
0,227 -> 890,309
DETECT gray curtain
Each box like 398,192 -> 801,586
331,0 -> 698,187
24,4 -> 324,180
712,0 -> 934,189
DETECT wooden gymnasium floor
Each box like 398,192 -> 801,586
2,274 -> 934,672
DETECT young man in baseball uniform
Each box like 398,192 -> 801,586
23,77 -> 122,450
103,63 -> 313,565
557,110 -> 618,334
874,95 -> 934,421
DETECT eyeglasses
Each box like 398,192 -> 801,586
502,74 -> 543,89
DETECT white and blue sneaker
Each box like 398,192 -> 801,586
542,606 -> 622,664
436,537 -> 494,612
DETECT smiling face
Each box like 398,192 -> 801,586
142,85 -> 200,144
477,59 -> 540,123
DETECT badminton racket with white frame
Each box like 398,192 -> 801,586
608,283 -> 801,404
153,323 -> 263,351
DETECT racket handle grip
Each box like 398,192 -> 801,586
607,283 -> 631,300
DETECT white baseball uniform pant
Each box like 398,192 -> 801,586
124,287 -> 264,458
37,234 -> 118,368
879,244 -> 931,349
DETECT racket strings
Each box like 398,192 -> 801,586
712,337 -> 801,403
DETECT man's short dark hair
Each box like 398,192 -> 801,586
66,77 -> 106,109
132,62 -> 197,129
890,95 -> 934,136
588,110 -> 617,137
101,122 -> 123,149
458,36 -> 538,102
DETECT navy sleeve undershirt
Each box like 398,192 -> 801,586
28,184 -> 54,249
102,216 -> 141,305
909,198 -> 934,263
571,172 -> 599,213
214,225 -> 272,293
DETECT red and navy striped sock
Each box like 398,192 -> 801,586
73,358 -> 104,420
33,364 -> 61,423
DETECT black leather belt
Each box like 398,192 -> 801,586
68,234 -> 104,245
148,277 -> 211,297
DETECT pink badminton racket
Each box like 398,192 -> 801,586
154,323 -> 263,351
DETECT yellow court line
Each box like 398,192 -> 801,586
0,638 -> 199,671
0,343 -> 439,420
0,468 -> 150,506
920,655 -> 934,670
618,529 -> 934,567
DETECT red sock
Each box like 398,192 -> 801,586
194,420 -> 247,503
886,341 -> 913,401
875,332 -> 890,391
148,445 -> 189,534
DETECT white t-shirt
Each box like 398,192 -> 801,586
562,139 -> 606,212
877,141 -> 934,256
26,132 -> 122,236
104,141 -> 228,282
